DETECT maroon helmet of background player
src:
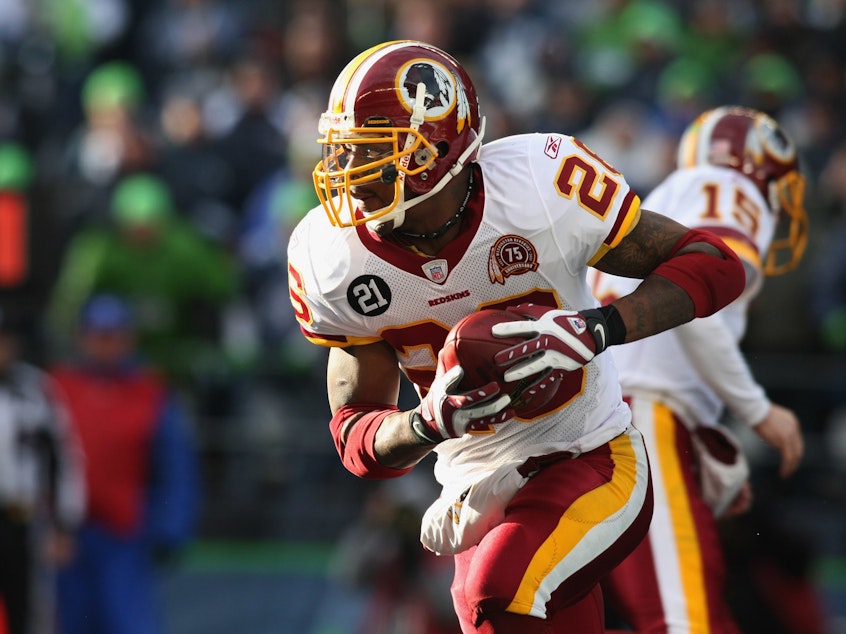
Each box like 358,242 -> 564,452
677,105 -> 808,275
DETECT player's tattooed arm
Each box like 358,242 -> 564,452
593,209 -> 730,343
596,208 -> 725,277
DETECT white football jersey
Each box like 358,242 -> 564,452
588,164 -> 776,427
288,133 -> 642,486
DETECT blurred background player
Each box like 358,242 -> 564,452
45,172 -> 242,433
0,302 -> 85,634
46,172 -> 239,387
588,106 -> 819,633
51,293 -> 200,634
0,141 -> 65,367
288,40 -> 746,633
330,472 -> 462,634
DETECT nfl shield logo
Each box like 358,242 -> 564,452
422,259 -> 449,284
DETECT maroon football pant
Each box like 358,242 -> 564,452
602,396 -> 741,633
450,428 -> 653,633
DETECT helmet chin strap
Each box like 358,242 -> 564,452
364,182 -> 409,236
366,108 -> 487,236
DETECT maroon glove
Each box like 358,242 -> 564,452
410,359 -> 514,445
491,303 -> 609,382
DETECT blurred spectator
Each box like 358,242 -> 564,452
155,81 -> 239,245
786,96 -> 842,182
575,99 -> 675,194
739,51 -> 804,118
135,0 -> 247,80
0,2 -> 65,148
390,0 -> 458,53
280,0 -> 343,87
0,141 -> 64,362
473,0 -> 559,130
52,293 -> 200,634
573,0 -> 684,102
210,56 -> 290,212
614,0 -> 686,104
77,59 -> 156,181
682,0 -> 747,85
38,0 -> 131,69
46,172 -> 240,389
0,302 -> 86,634
48,60 -> 159,234
237,147 -> 322,380
80,60 -> 158,178
653,57 -> 718,136
806,141 -> 846,356
331,471 -> 460,634
275,1 -> 343,171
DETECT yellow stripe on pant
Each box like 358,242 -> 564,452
507,429 -> 647,618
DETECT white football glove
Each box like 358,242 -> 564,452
411,365 -> 514,444
491,303 -> 608,382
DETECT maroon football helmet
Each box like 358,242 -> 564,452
677,106 -> 807,275
313,40 -> 485,235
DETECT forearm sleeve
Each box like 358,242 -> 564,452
330,403 -> 414,480
675,314 -> 770,426
652,229 -> 746,318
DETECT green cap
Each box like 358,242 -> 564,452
0,143 -> 33,190
744,53 -> 802,98
657,58 -> 714,102
111,174 -> 174,225
619,0 -> 684,51
82,61 -> 145,113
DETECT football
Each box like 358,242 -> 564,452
440,309 -> 564,418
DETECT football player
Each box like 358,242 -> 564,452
589,106 -> 808,633
287,41 -> 746,633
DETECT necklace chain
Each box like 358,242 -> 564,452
396,171 -> 474,241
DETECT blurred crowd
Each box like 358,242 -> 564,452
2,0 -> 846,401
1,0 -> 845,355
1,0 -> 846,632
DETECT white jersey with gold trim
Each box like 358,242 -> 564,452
588,164 -> 776,428
289,133 -> 641,487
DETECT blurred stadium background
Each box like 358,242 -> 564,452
1,0 -> 845,632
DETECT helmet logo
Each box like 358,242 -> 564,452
398,60 -> 458,121
757,117 -> 795,162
